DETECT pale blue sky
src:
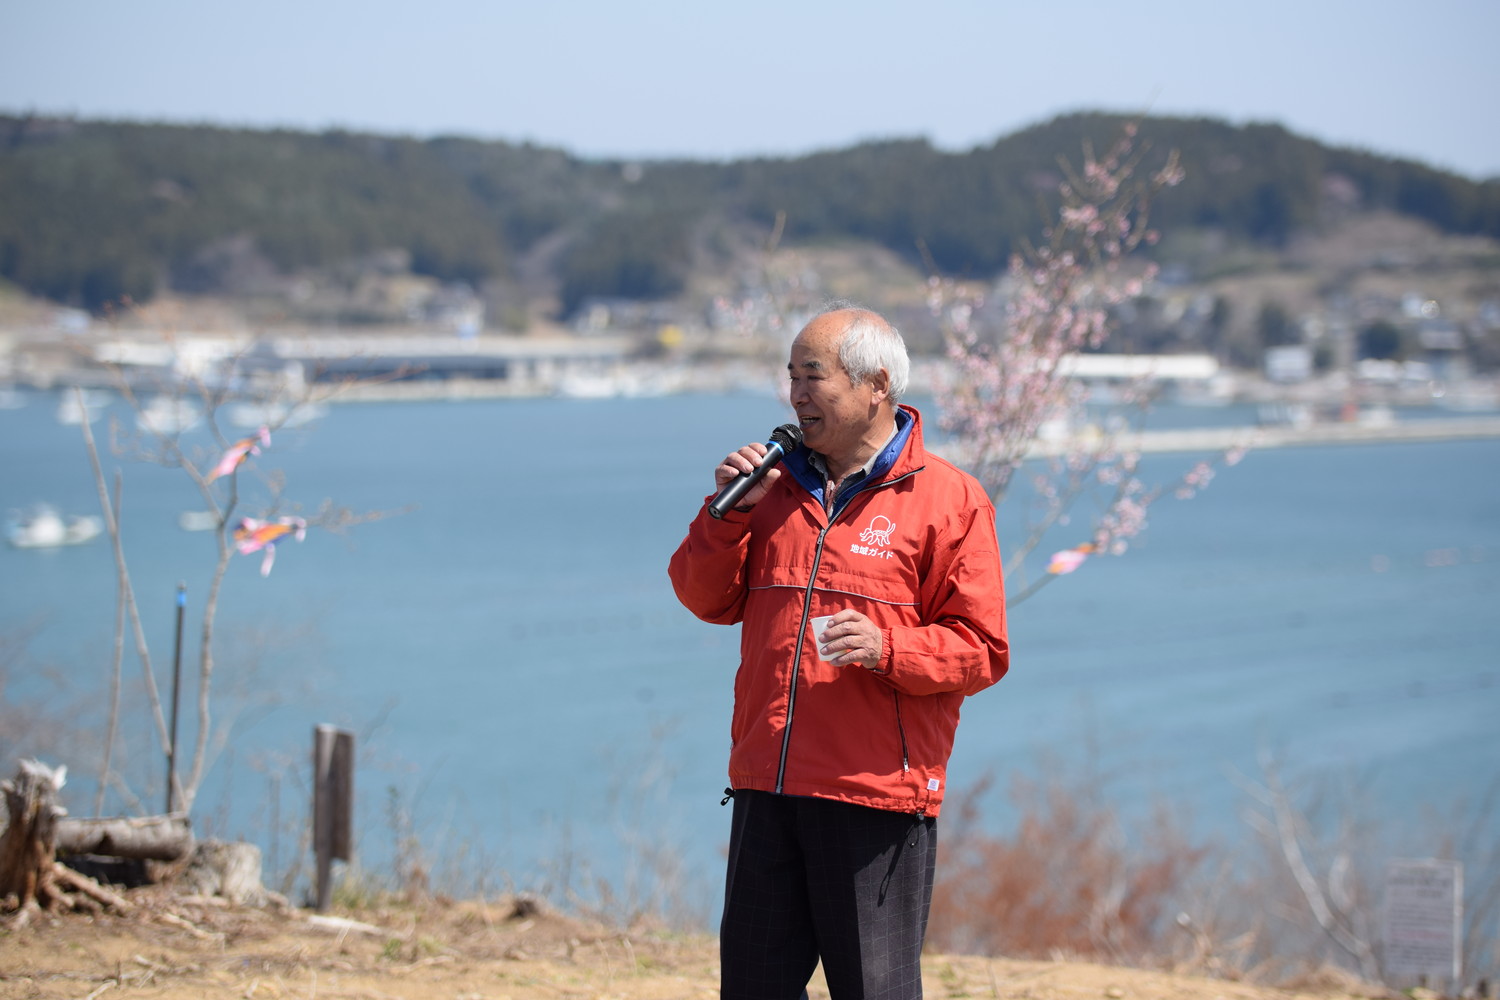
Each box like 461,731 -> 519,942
2,0 -> 1496,179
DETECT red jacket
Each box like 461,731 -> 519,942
668,406 -> 1008,817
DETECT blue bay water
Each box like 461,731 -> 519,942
2,387 -> 1497,915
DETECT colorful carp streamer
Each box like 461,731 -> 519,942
1046,543 -> 1095,575
234,516 -> 307,576
208,427 -> 271,482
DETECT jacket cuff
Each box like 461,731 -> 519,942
869,630 -> 894,674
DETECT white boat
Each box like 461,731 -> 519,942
1257,402 -> 1315,429
555,365 -> 682,399
177,510 -> 220,532
56,388 -> 110,425
555,372 -> 623,398
137,396 -> 203,434
5,505 -> 104,548
226,399 -> 329,429
1174,373 -> 1240,407
1434,379 -> 1500,413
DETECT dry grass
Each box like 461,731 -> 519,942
0,887 -> 1393,1000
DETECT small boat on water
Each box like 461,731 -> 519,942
5,505 -> 104,548
56,388 -> 111,425
1434,379 -> 1500,413
177,510 -> 220,532
137,396 -> 203,434
226,399 -> 328,429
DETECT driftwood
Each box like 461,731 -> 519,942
2,758 -> 274,937
57,813 -> 194,862
53,861 -> 133,913
0,759 -> 68,913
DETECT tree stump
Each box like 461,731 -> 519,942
0,759 -> 68,914
179,840 -> 268,906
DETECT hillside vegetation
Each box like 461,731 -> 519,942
3,111 -> 1497,323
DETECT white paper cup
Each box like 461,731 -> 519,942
810,615 -> 836,661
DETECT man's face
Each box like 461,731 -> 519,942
787,314 -> 887,466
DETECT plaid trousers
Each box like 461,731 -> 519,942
720,789 -> 938,1000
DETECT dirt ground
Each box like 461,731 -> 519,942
0,889 -> 1397,1000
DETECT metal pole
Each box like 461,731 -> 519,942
166,582 -> 185,814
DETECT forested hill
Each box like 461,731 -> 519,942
2,111 -> 1497,316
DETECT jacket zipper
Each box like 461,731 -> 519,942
893,691 -> 910,774
775,519 -> 832,793
773,466 -> 922,794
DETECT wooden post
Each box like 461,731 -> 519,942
312,725 -> 353,912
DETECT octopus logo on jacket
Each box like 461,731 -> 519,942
858,513 -> 896,550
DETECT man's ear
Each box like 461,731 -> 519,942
868,367 -> 891,404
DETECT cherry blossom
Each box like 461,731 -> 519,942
933,125 -> 1241,605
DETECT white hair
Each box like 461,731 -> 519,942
826,304 -> 910,404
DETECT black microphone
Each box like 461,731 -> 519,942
707,423 -> 803,519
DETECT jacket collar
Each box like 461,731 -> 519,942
784,404 -> 923,506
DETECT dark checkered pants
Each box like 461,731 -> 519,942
720,789 -> 937,1000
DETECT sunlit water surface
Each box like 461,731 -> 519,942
2,388 -> 1496,917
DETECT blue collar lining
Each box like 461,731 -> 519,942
783,407 -> 914,514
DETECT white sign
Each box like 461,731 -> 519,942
1383,859 -> 1462,981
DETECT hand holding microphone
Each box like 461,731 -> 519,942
707,423 -> 803,519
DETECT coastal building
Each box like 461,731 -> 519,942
0,327 -> 639,399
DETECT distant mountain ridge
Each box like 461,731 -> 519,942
1,111 -> 1496,317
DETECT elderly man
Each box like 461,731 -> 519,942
669,305 -> 1010,1000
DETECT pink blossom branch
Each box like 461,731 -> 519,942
933,124 -> 1246,606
